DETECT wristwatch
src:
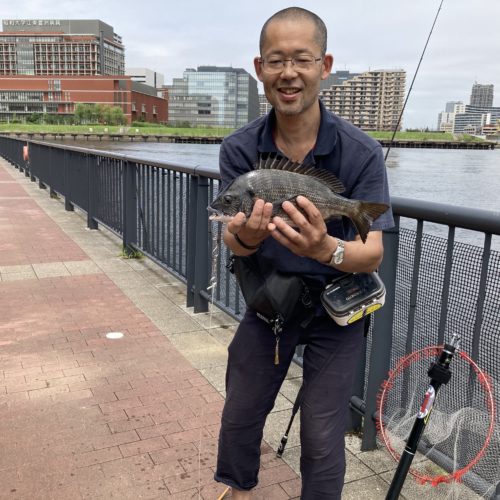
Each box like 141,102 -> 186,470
328,238 -> 345,266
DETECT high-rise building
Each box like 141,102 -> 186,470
167,66 -> 259,128
0,19 -> 169,123
0,19 -> 124,76
319,69 -> 406,131
259,93 -> 272,117
470,83 -> 494,108
320,70 -> 359,91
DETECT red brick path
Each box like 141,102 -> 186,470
0,160 -> 300,499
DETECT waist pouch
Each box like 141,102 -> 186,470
229,253 -> 310,330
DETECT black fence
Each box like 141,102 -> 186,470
1,136 -> 499,497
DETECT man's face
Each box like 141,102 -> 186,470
255,18 -> 333,118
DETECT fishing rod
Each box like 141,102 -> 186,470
385,0 -> 445,161
385,333 -> 460,500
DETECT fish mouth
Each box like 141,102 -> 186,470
207,206 -> 234,223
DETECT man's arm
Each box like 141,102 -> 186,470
269,196 -> 384,273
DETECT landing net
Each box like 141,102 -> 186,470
377,346 -> 498,499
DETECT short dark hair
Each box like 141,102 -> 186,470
259,7 -> 327,56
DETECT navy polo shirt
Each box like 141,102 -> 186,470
219,99 -> 394,286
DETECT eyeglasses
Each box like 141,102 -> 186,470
260,55 -> 323,74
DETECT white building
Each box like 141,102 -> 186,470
437,102 -> 464,132
125,67 -> 164,89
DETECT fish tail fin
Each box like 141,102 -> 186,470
351,202 -> 390,243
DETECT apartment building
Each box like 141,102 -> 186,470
319,69 -> 406,131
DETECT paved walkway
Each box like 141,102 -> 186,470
0,156 -> 471,500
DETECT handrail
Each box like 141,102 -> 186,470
392,196 -> 500,234
0,135 -> 498,497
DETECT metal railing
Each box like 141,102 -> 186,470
1,136 -> 499,496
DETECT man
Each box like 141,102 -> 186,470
214,7 -> 393,499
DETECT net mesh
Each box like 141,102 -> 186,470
378,347 -> 498,499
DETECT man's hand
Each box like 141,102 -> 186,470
269,195 -> 384,272
268,196 -> 330,260
225,199 -> 273,254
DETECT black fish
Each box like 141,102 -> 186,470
208,155 -> 389,243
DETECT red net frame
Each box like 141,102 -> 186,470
377,346 -> 496,486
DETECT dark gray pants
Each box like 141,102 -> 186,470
215,309 -> 364,499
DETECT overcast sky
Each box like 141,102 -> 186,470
2,0 -> 499,129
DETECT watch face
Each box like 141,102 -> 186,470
333,240 -> 344,264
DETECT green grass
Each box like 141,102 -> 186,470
0,123 -> 235,137
119,245 -> 143,259
0,123 -> 486,142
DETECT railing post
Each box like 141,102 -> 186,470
192,174 -> 210,313
361,222 -> 400,451
122,160 -> 137,254
64,150 -> 74,211
87,154 -> 98,230
48,146 -> 57,199
29,143 -> 36,182
186,175 -> 198,308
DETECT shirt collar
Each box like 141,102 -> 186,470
314,100 -> 338,156
257,99 -> 338,157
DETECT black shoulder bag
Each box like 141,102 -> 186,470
228,253 -> 310,365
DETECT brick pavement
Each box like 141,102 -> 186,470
2,156 -> 469,500
0,159 -> 301,500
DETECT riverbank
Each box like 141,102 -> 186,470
1,131 -> 223,144
1,124 -> 497,148
1,130 -> 496,149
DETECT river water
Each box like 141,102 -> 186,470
61,139 -> 500,248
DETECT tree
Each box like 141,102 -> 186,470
110,106 -> 126,125
94,104 -> 106,124
74,103 -> 86,124
27,113 -> 41,124
103,106 -> 113,125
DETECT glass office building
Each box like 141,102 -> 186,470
167,66 -> 259,128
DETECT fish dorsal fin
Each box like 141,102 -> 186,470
256,154 -> 345,193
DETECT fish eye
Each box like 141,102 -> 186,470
223,194 -> 233,204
